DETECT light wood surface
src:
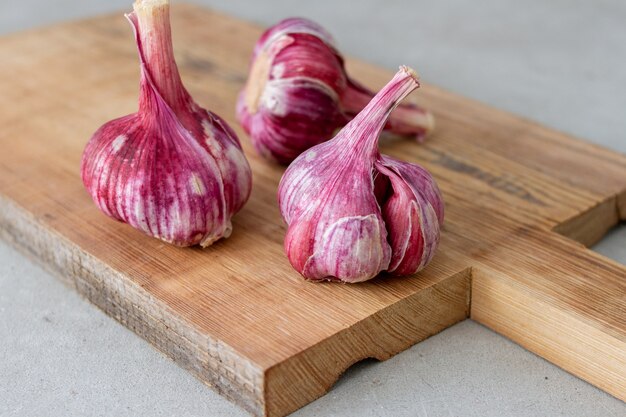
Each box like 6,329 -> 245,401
0,4 -> 624,416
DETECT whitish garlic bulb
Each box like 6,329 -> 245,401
237,17 -> 435,164
81,0 -> 251,247
278,66 -> 444,282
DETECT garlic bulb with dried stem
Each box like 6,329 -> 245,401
81,0 -> 252,247
237,18 -> 435,164
278,66 -> 443,282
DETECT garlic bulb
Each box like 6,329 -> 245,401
278,66 -> 443,282
81,0 -> 252,247
237,18 -> 435,164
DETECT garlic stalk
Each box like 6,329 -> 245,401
237,18 -> 435,164
81,0 -> 252,247
278,66 -> 443,282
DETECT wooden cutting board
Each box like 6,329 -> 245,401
0,4 -> 624,416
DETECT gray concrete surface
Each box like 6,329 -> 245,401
1,0 -> 625,416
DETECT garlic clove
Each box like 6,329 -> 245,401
81,0 -> 251,247
238,17 -> 435,164
298,214 -> 391,283
236,78 -> 344,164
375,156 -> 444,275
253,17 -> 337,58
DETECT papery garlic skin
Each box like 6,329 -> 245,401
237,18 -> 435,164
375,156 -> 444,275
81,0 -> 251,247
279,66 -> 443,282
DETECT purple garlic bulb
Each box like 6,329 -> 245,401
237,17 -> 435,164
278,66 -> 444,282
81,0 -> 252,247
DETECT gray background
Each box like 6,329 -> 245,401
1,1 -> 625,416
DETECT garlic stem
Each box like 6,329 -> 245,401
342,66 -> 420,158
133,0 -> 188,111
342,69 -> 432,139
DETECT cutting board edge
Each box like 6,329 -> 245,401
0,194 -> 268,417
552,191 -> 626,247
471,266 -> 626,402
263,268 -> 471,417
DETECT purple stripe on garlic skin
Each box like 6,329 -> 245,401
81,0 -> 251,247
278,66 -> 444,283
238,17 -> 435,165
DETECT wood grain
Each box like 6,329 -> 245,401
0,4 -> 624,416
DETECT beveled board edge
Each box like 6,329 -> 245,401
0,195 -> 265,416
552,194 -> 624,247
264,269 -> 471,417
